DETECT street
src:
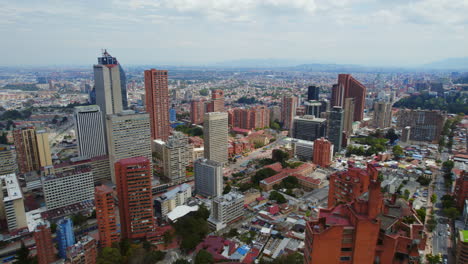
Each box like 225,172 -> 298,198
432,172 -> 450,258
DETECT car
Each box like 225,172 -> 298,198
439,232 -> 443,236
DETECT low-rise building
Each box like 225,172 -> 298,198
208,192 -> 244,231
154,183 -> 192,218
66,236 -> 97,264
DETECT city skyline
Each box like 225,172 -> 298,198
0,0 -> 467,67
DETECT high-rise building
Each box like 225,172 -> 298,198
207,89 -> 225,112
228,106 -> 270,130
41,164 -> 94,210
431,82 -> 445,95
328,106 -> 344,153
13,127 -> 52,174
66,236 -> 97,264
0,173 -> 27,232
328,165 -> 378,207
269,105 -> 281,123
373,101 -> 392,129
95,185 -> 119,248
304,100 -> 323,117
34,222 -> 56,264
106,111 -> 152,182
292,115 -> 327,142
313,138 -> 332,168
0,145 -> 16,175
191,98 -> 206,125
396,109 -> 446,142
204,112 -> 228,164
304,180 -> 426,264
94,50 -> 127,117
342,98 -> 355,147
208,192 -> 244,231
307,86 -> 320,101
74,105 -> 107,158
281,96 -> 297,131
161,132 -> 191,182
57,218 -> 76,259
53,155 -> 111,184
319,99 -> 330,117
456,230 -> 468,264
194,158 -> 223,198
144,69 -> 170,141
454,171 -> 467,210
115,157 -> 155,240
331,74 -> 367,121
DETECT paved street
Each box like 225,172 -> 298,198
432,171 -> 449,258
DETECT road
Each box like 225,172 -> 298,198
432,171 -> 450,257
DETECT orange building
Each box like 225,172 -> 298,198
207,89 -> 225,112
115,157 -> 155,240
331,74 -> 367,121
228,106 -> 270,130
95,185 -> 119,248
328,164 -> 378,207
313,138 -> 332,167
144,69 -> 170,140
305,180 -> 426,264
34,223 -> 56,264
191,98 -> 205,125
454,171 -> 468,210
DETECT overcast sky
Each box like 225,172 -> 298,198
1,0 -> 467,66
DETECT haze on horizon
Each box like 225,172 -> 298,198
1,0 -> 467,67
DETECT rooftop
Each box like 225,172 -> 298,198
461,230 -> 468,243
1,173 -> 23,202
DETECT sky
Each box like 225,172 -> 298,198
0,0 -> 467,67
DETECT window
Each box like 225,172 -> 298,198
340,256 -> 351,261
341,248 -> 352,252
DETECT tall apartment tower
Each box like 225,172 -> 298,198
57,218 -> 76,259
313,138 -> 332,168
307,86 -> 320,101
328,107 -> 344,153
94,50 -> 127,118
13,127 -> 52,174
106,111 -> 152,182
34,222 -> 56,264
115,157 -> 155,240
228,106 -> 270,130
343,98 -> 355,143
95,185 -> 119,248
0,145 -> 16,175
373,101 -> 392,129
0,173 -> 27,232
144,69 -> 170,141
292,115 -> 327,142
161,132 -> 191,183
331,74 -> 367,121
281,96 -> 297,131
194,158 -> 223,198
190,98 -> 205,125
204,112 -> 228,164
207,89 -> 225,112
74,105 -> 107,158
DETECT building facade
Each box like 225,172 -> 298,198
191,98 -> 206,125
34,222 -> 56,264
57,218 -> 76,259
161,132 -> 191,183
13,127 -> 52,174
313,138 -> 332,168
228,106 -> 270,130
373,101 -> 392,129
208,192 -> 244,231
66,236 -> 97,264
292,115 -> 327,142
281,96 -> 297,131
456,230 -> 468,264
144,69 -> 170,140
207,89 -> 225,112
396,109 -> 446,142
115,157 -> 155,240
204,112 -> 228,164
307,86 -> 320,101
331,74 -> 367,122
154,183 -> 192,217
74,105 -> 107,158
194,158 -> 223,198
0,173 -> 27,232
328,106 -> 344,153
95,185 -> 119,248
454,171 -> 468,210
0,145 -> 16,175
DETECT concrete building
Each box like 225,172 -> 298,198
42,165 -> 94,210
66,236 -> 97,264
328,165 -> 378,207
207,89 -> 225,112
304,100 -> 322,117
331,74 -> 367,122
115,157 -> 155,240
194,158 -> 223,198
343,98 -> 355,138
95,185 -> 119,248
281,96 -> 297,131
74,105 -> 107,158
191,98 -> 206,125
57,218 -> 76,259
396,109 -> 446,143
228,106 -> 270,130
269,105 -> 281,123
0,145 -> 16,175
0,173 -> 27,232
53,155 -> 111,184
456,230 -> 468,264
401,126 -> 411,143
106,111 -> 152,182
34,222 -> 56,264
154,183 -> 192,218
328,106 -> 344,153
305,181 -> 426,264
291,139 -> 314,161
204,112 -> 228,164
373,101 -> 392,129
208,192 -> 244,231
313,138 -> 333,168
13,127 -> 52,174
144,69 -> 170,141
292,115 -> 327,142
94,50 -> 127,117
160,132 -> 191,183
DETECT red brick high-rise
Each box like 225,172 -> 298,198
34,223 -> 56,264
115,157 -> 155,240
304,179 -> 426,264
95,185 -> 119,248
328,164 -> 378,207
228,106 -> 270,130
313,138 -> 332,168
207,89 -> 225,112
331,74 -> 367,121
191,98 -> 206,125
454,171 -> 468,210
144,69 -> 170,140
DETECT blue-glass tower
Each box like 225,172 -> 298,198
169,107 -> 177,122
56,218 -> 75,259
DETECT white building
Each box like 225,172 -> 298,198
204,112 -> 228,164
74,105 -> 107,158
41,165 -> 94,210
194,158 -> 223,198
154,183 -> 192,218
155,132 -> 192,183
291,139 -> 314,161
208,192 -> 244,231
0,173 -> 27,232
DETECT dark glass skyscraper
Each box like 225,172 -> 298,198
328,106 -> 344,153
307,86 -> 320,101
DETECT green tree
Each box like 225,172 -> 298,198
272,149 -> 289,164
443,207 -> 460,220
173,259 -> 191,264
163,230 -> 173,246
194,250 -> 214,264
385,128 -> 399,144
416,208 -> 426,222
392,145 -> 404,159
269,191 -> 287,204
403,189 -> 411,200
199,88 -> 209,96
251,168 -> 278,185
0,132 -> 8,144
426,253 -> 442,264
270,120 -> 281,130
226,228 -> 239,238
431,194 -> 437,203
223,184 -> 232,195
143,250 -> 166,263
97,247 -> 122,264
